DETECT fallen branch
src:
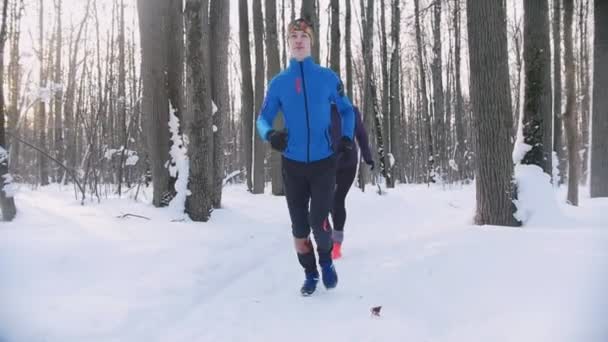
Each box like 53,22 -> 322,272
116,213 -> 150,220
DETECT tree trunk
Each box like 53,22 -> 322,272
281,0 -> 286,68
252,0 -> 266,194
509,1 -> 524,140
347,0 -> 362,189
344,0 -> 352,97
53,0 -> 63,181
116,0 -> 127,194
414,0 -> 434,184
467,0 -> 518,226
210,0 -> 229,207
563,0 -> 578,205
578,0 -> 590,185
431,0 -> 445,181
330,0 -> 340,76
65,0 -> 90,182
239,0 -> 254,192
361,0 -> 373,189
184,0 -> 214,221
137,0 -> 170,206
106,1 -> 117,153
0,0 -> 16,220
7,0 -> 23,173
265,0 -> 284,196
553,0 -> 565,184
590,1 -> 608,197
300,0 -> 319,63
453,0 -> 466,181
389,0 -> 401,184
165,0 -> 184,199
37,0 -> 49,185
522,0 -> 552,174
380,0 -> 393,188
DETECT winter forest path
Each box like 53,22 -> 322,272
1,184 -> 607,341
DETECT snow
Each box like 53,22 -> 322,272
1,183 -> 607,342
167,106 -> 190,218
38,85 -> 53,104
387,153 -> 395,168
552,151 -> 560,184
103,148 -> 120,160
0,146 -> 7,162
513,164 -> 565,225
124,153 -> 139,166
2,173 -> 17,197
512,140 -> 532,165
103,147 -> 139,166
449,159 -> 459,171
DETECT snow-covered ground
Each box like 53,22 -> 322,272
1,182 -> 607,342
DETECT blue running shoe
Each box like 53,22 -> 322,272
301,271 -> 319,296
320,262 -> 338,289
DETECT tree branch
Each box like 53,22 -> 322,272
7,132 -> 86,200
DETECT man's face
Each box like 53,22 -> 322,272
289,30 -> 312,61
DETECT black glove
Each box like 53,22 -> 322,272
365,159 -> 375,171
337,136 -> 353,153
267,129 -> 288,152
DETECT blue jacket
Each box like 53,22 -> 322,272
256,56 -> 355,163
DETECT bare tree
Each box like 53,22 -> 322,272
137,0 -> 170,206
65,0 -> 90,183
379,0 -> 393,188
330,0 -> 340,75
252,0 -> 266,194
184,0 -> 214,221
239,0 -> 254,192
300,0 -> 319,62
553,0 -> 565,184
345,0 -> 353,99
578,0 -> 590,185
37,0 -> 49,185
563,0 -> 578,205
361,0 -> 374,187
7,0 -> 23,173
414,0 -> 434,184
431,0 -> 446,180
53,0 -> 63,181
265,0 -> 284,196
389,0 -> 402,184
115,0 -> 128,194
453,0 -> 467,181
522,0 -> 552,174
507,1 -> 523,138
467,0 -> 518,226
281,0 -> 286,68
0,0 -> 16,220
590,0 -> 608,197
210,0 -> 230,206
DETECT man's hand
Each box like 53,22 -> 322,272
365,159 -> 375,171
267,129 -> 288,152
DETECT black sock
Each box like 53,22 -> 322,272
317,248 -> 332,266
297,252 -> 318,275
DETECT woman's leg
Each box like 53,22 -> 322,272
331,165 -> 357,243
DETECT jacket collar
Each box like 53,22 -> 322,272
289,56 -> 316,72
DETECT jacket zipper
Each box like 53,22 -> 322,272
299,62 -> 311,163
